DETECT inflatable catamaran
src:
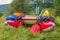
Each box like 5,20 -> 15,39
5,10 -> 55,34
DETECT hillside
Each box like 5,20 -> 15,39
0,4 -> 10,13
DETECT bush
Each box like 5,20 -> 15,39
55,16 -> 60,26
0,12 -> 3,17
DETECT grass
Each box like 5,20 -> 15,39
0,15 -> 60,40
23,20 -> 36,24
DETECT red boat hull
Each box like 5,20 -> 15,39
5,20 -> 22,28
30,20 -> 55,34
40,21 -> 55,31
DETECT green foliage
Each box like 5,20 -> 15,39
55,16 -> 60,26
0,12 -> 3,17
54,0 -> 60,16
42,3 -> 54,8
9,0 -> 32,14
23,20 -> 36,24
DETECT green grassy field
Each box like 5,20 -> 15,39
0,16 -> 60,40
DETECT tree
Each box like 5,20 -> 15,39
9,0 -> 32,14
54,0 -> 60,16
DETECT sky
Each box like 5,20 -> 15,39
0,0 -> 13,5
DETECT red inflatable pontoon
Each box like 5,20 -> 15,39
30,20 -> 55,34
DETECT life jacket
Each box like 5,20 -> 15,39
13,12 -> 23,17
42,11 -> 55,22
